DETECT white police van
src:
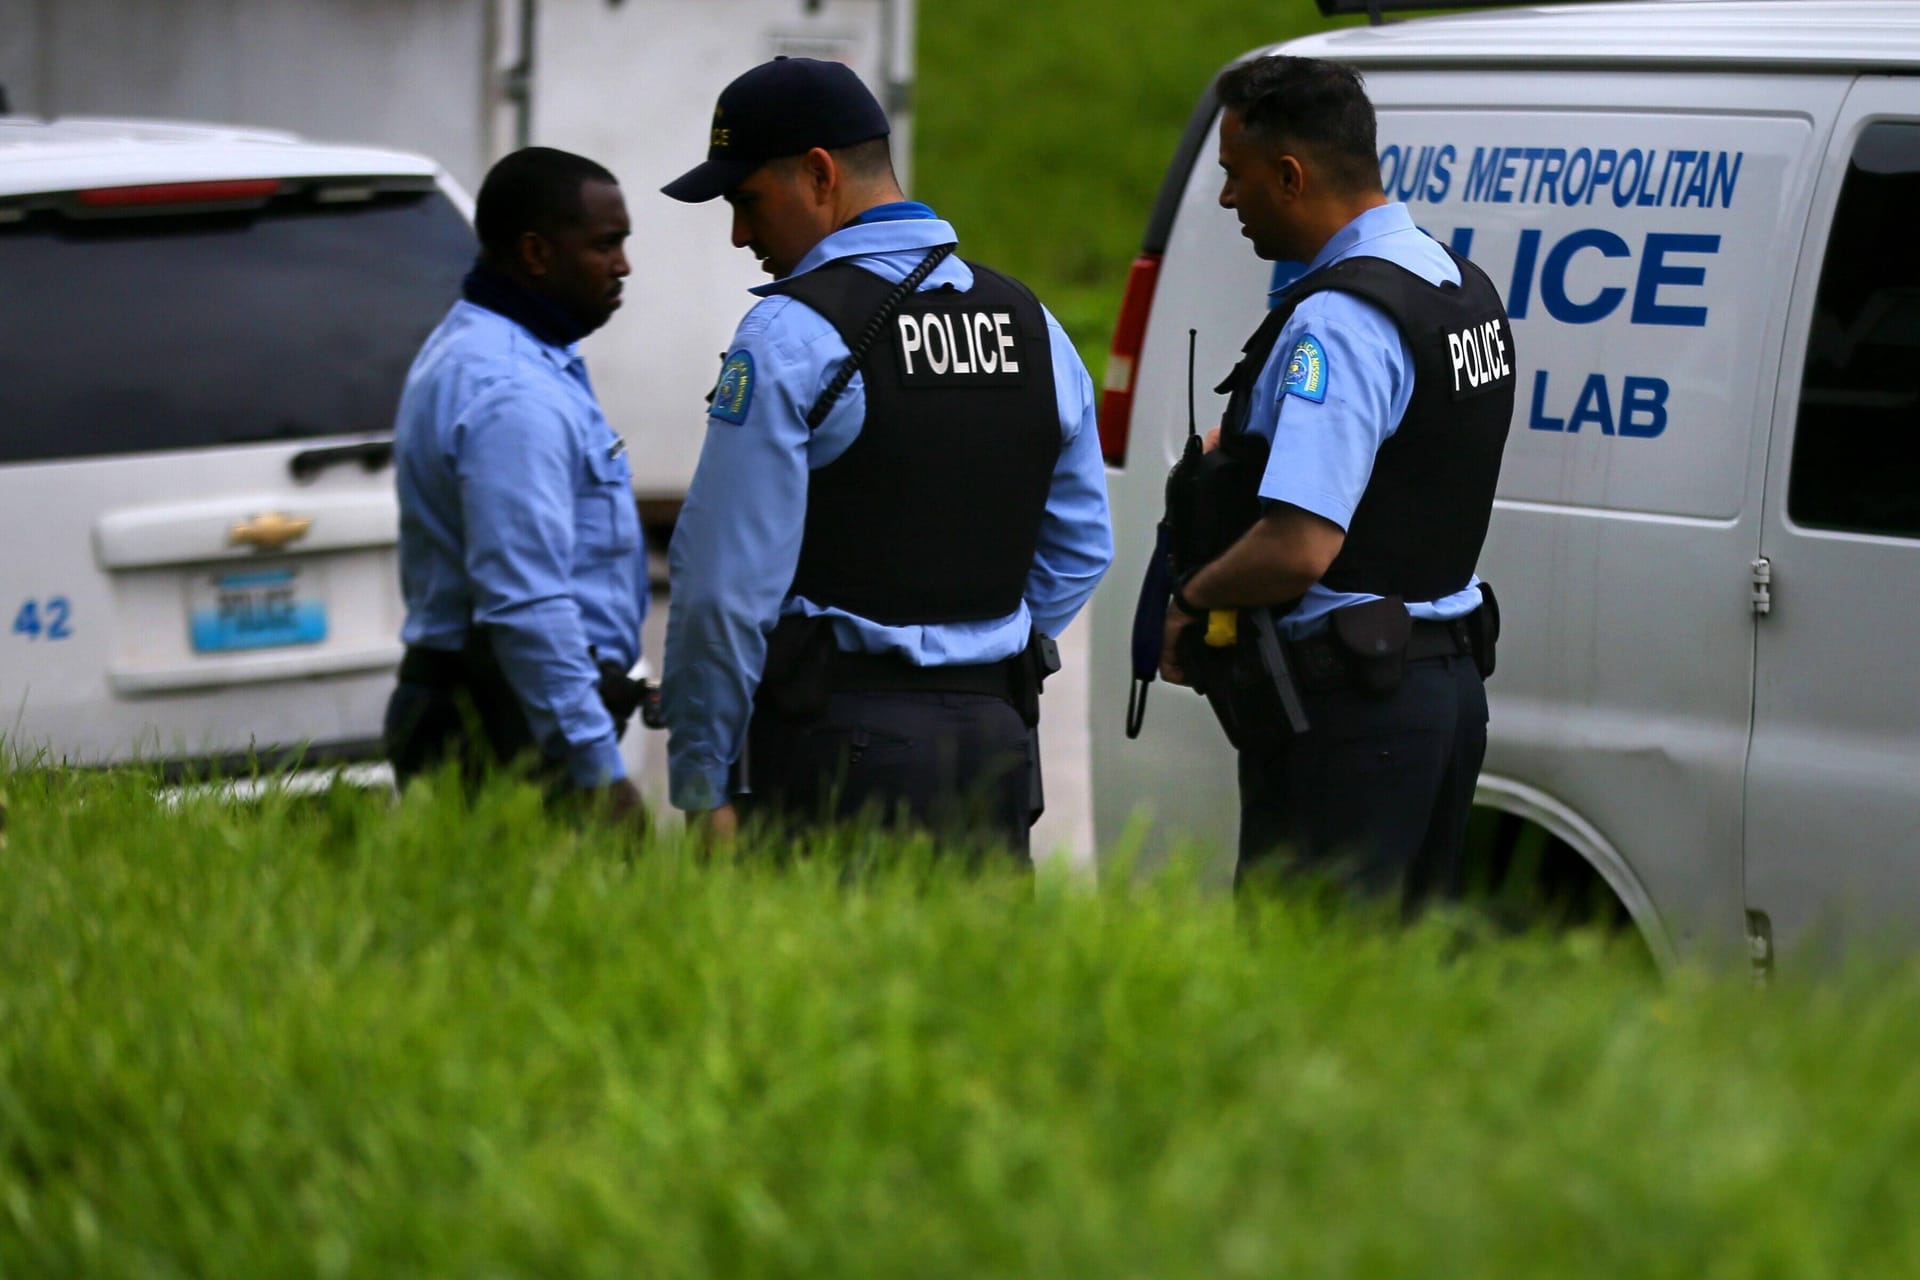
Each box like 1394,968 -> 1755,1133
1092,1 -> 1920,971
0,118 -> 473,777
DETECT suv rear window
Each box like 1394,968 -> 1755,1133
0,184 -> 472,465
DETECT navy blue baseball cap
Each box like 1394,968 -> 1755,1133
663,57 -> 891,203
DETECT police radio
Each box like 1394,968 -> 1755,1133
1125,327 -> 1310,746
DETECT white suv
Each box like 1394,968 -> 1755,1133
0,117 -> 473,776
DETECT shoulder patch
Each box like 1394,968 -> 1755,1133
710,350 -> 755,424
1280,333 -> 1329,404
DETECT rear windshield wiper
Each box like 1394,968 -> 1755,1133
289,438 -> 394,482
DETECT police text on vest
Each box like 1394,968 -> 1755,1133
1448,319 -> 1512,391
897,311 -> 1021,377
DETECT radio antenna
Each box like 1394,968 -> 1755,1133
1185,328 -> 1198,442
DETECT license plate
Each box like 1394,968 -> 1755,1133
188,566 -> 328,653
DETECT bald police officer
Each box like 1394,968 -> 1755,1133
1161,57 -> 1514,904
386,147 -> 648,827
660,57 -> 1112,856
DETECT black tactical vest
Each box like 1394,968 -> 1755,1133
1216,247 -> 1515,604
765,259 -> 1061,625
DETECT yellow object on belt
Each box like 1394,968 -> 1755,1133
1205,609 -> 1237,648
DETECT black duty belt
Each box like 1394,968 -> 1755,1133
1406,616 -> 1475,661
828,648 -> 1018,700
400,640 -> 646,739
1287,614 -> 1477,695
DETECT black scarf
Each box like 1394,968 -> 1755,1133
461,260 -> 591,349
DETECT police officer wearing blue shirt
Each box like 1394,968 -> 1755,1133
1161,57 -> 1514,903
660,58 -> 1112,855
386,147 -> 649,825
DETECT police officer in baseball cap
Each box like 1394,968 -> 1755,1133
662,56 -> 892,203
659,58 -> 1113,855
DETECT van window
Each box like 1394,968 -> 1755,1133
1789,122 -> 1920,540
0,189 -> 472,466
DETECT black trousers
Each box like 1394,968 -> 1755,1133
741,690 -> 1036,861
1236,652 -> 1488,905
384,679 -> 559,793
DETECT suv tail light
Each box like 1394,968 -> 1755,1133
1098,253 -> 1163,467
73,179 -> 283,210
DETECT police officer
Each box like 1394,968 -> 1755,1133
1160,56 -> 1515,903
385,146 -> 649,826
660,57 -> 1112,855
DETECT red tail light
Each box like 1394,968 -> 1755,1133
1098,253 -> 1163,467
74,179 -> 283,208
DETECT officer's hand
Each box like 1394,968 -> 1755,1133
1161,604 -> 1194,687
604,777 -> 651,838
690,802 -> 739,846
1204,426 -> 1222,453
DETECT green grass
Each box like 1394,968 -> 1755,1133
915,1 -> 1350,370
7,766 -> 1920,1277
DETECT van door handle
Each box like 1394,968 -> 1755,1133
289,439 -> 394,482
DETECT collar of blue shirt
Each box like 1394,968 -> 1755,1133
750,206 -> 960,297
1265,202 -> 1424,299
844,200 -> 937,226
1303,202 -> 1418,278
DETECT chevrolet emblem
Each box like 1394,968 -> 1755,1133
228,511 -> 314,551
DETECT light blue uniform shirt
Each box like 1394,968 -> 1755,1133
663,206 -> 1113,812
1248,202 -> 1485,638
394,299 -> 647,788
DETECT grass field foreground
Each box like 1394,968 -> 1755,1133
6,767 -> 1920,1278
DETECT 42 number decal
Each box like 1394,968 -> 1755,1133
12,598 -> 73,641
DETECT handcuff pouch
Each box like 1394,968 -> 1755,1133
1330,595 -> 1412,697
1010,627 -> 1061,729
1464,581 -> 1501,679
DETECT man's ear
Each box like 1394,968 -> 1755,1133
516,229 -> 553,278
1275,153 -> 1307,200
800,147 -> 837,203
